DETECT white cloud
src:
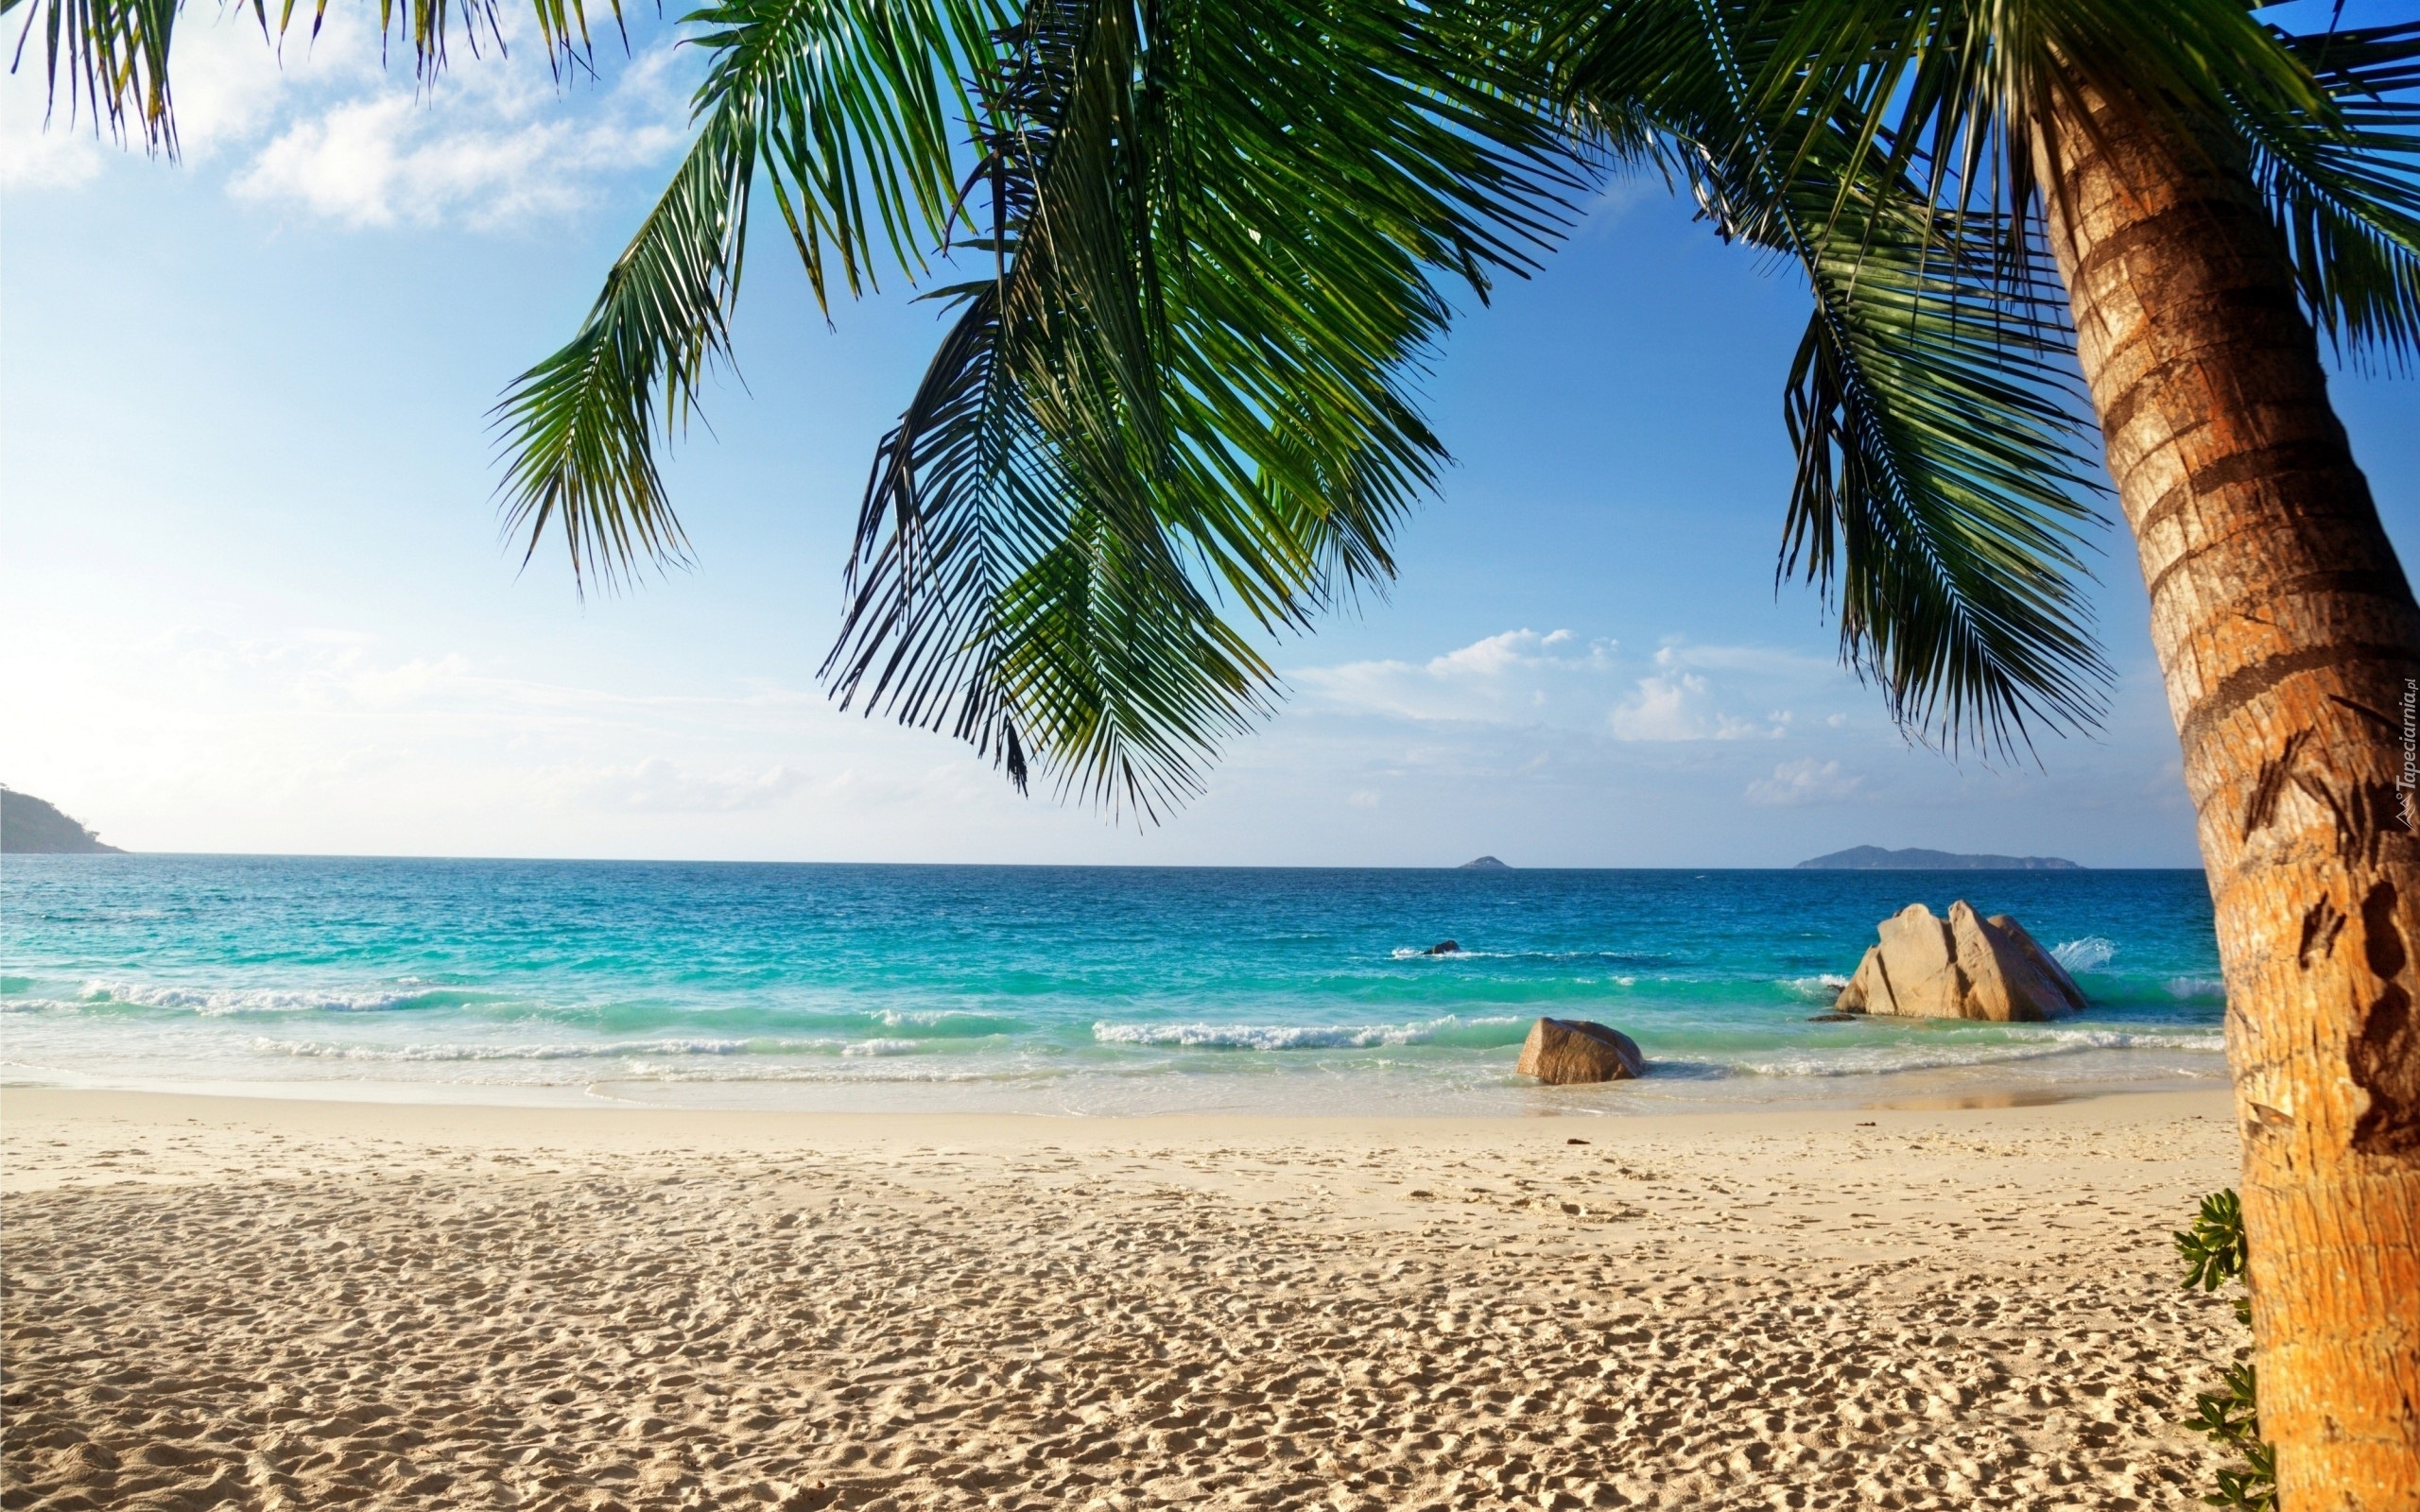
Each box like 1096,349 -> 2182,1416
0,113 -> 106,189
0,609 -> 2208,864
1608,672 -> 1778,741
233,50 -> 689,228
2,13 -> 320,187
1292,627 -> 1616,724
1295,627 -> 1848,745
1428,627 -> 1543,677
2,11 -> 691,227
1609,672 -> 1707,740
1746,758 -> 1863,807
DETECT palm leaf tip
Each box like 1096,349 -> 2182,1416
1765,171 -> 2114,756
492,335 -> 696,596
1780,301 -> 2113,758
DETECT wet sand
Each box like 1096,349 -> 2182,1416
2,1087 -> 2244,1509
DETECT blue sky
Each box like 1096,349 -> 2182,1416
3,9 -> 2413,867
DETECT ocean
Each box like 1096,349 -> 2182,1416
0,856 -> 2229,1115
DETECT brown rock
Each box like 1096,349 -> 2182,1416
1880,902 -> 1964,1015
1515,1018 -> 1644,1084
1834,954 -> 1874,1012
1986,912 -> 2090,1014
1832,902 -> 2086,1022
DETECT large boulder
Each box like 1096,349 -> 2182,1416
1834,902 -> 2086,1022
1516,1018 -> 1645,1084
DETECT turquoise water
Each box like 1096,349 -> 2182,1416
0,856 -> 2228,1113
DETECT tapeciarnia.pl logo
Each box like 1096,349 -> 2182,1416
2400,678 -> 2417,831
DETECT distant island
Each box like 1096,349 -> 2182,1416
1459,856 -> 1511,870
1,786 -> 125,854
1797,845 -> 2080,871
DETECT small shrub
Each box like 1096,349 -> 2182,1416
2173,1189 -> 2274,1511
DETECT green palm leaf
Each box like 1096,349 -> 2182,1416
1551,0 -> 2111,754
2249,19 -> 2420,360
491,0 -> 1005,592
820,0 -> 1569,813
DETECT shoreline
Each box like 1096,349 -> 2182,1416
6,1086 -> 2244,1507
0,1055 -> 2229,1120
0,1079 -> 2238,1143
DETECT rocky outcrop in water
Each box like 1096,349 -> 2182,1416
1834,902 -> 2085,1022
1515,1018 -> 1644,1084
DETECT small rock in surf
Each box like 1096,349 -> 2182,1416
1424,940 -> 1461,955
1516,1018 -> 1644,1084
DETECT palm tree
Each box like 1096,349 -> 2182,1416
15,0 -> 2418,1499
1539,13 -> 2420,1505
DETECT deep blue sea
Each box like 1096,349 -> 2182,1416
0,857 -> 2228,1114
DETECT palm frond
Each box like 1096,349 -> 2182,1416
819,0 -> 1571,812
491,109 -> 750,591
1776,191 -> 2110,751
1550,0 -> 2111,754
2243,19 -> 2420,362
491,0 -> 1007,592
821,270 -> 1274,813
1702,0 -> 2420,363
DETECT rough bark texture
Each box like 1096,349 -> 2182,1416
2035,82 -> 2420,1507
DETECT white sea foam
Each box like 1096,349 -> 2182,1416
1091,1016 -> 1520,1051
1727,1025 -> 2226,1078
623,1061 -> 1013,1086
255,1037 -> 783,1061
1387,947 -> 1662,965
1779,974 -> 1853,1002
2052,936 -> 2119,972
2167,976 -> 2227,1001
841,1039 -> 920,1057
0,998 -> 82,1015
80,980 -> 454,1016
875,1008 -> 998,1028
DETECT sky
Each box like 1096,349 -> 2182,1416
3,6 -> 2414,868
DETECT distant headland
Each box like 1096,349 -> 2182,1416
1,787 -> 125,854
1458,856 -> 1511,870
1796,845 -> 2081,871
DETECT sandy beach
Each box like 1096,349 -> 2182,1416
3,1087 -> 2245,1509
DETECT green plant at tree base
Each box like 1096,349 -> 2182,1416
2175,1190 -> 2274,1511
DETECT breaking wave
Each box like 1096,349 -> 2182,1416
1720,1025 -> 2226,1078
2052,936 -> 2119,972
79,980 -> 494,1016
1092,1016 -> 1525,1051
259,1037 -> 785,1061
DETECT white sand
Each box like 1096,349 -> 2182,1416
2,1088 -> 2246,1509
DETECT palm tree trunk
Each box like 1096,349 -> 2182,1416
2032,81 -> 2420,1507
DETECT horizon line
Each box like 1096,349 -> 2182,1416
3,850 -> 2208,871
